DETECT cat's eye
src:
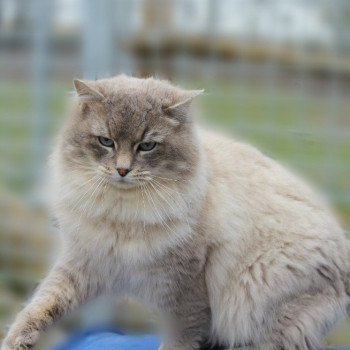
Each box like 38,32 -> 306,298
138,141 -> 156,152
98,136 -> 114,147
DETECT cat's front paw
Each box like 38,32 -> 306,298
1,330 -> 39,350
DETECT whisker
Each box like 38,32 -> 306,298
147,182 -> 183,233
143,183 -> 180,238
134,170 -> 190,183
70,175 -> 101,212
140,181 -> 147,232
133,176 -> 153,182
149,180 -> 192,233
58,175 -> 99,202
149,174 -> 191,183
88,177 -> 107,217
148,181 -> 177,218
149,177 -> 186,196
75,176 -> 105,231
134,180 -> 142,221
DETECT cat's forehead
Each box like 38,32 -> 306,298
96,93 -> 167,142
75,75 -> 197,140
106,91 -> 156,116
105,91 -> 156,124
97,75 -> 180,109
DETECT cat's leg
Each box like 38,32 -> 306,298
159,302 -> 211,350
1,261 -> 99,350
158,277 -> 211,350
256,291 -> 348,350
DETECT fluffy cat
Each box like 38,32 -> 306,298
2,75 -> 350,350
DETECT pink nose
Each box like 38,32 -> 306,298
117,168 -> 130,177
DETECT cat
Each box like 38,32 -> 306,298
2,75 -> 350,350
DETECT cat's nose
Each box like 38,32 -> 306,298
116,168 -> 130,177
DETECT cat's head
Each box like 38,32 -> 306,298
60,75 -> 203,191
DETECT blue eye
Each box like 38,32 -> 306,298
138,142 -> 156,152
98,136 -> 114,147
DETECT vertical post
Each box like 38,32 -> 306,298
83,0 -> 114,79
32,0 -> 52,197
294,0 -> 308,168
114,0 -> 134,75
206,0 -> 218,77
326,0 -> 341,197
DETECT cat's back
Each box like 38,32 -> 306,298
198,128 -> 345,245
197,128 -> 350,348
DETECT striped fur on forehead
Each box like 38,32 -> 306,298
72,77 -> 201,147
74,74 -> 203,123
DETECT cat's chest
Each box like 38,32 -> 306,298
90,224 -> 182,300
78,216 -> 191,267
69,217 -> 201,304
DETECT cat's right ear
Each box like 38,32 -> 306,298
73,79 -> 105,102
163,89 -> 204,123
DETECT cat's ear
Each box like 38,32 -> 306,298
73,79 -> 105,102
163,89 -> 204,122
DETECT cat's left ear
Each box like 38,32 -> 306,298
163,89 -> 204,122
73,79 -> 105,102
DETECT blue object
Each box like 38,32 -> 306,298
53,329 -> 350,350
54,329 -> 161,350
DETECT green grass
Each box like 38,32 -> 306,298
0,83 -> 67,192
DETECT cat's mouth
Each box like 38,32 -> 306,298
99,170 -> 150,190
106,174 -> 139,190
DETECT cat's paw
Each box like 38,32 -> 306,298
1,330 -> 39,350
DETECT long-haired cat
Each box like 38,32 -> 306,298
2,75 -> 350,350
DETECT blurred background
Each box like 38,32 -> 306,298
0,0 -> 350,348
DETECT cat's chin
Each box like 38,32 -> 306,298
108,178 -> 139,191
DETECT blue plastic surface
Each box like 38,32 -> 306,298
54,329 -> 161,350
53,329 -> 350,350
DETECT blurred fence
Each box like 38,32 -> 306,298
0,0 -> 350,345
